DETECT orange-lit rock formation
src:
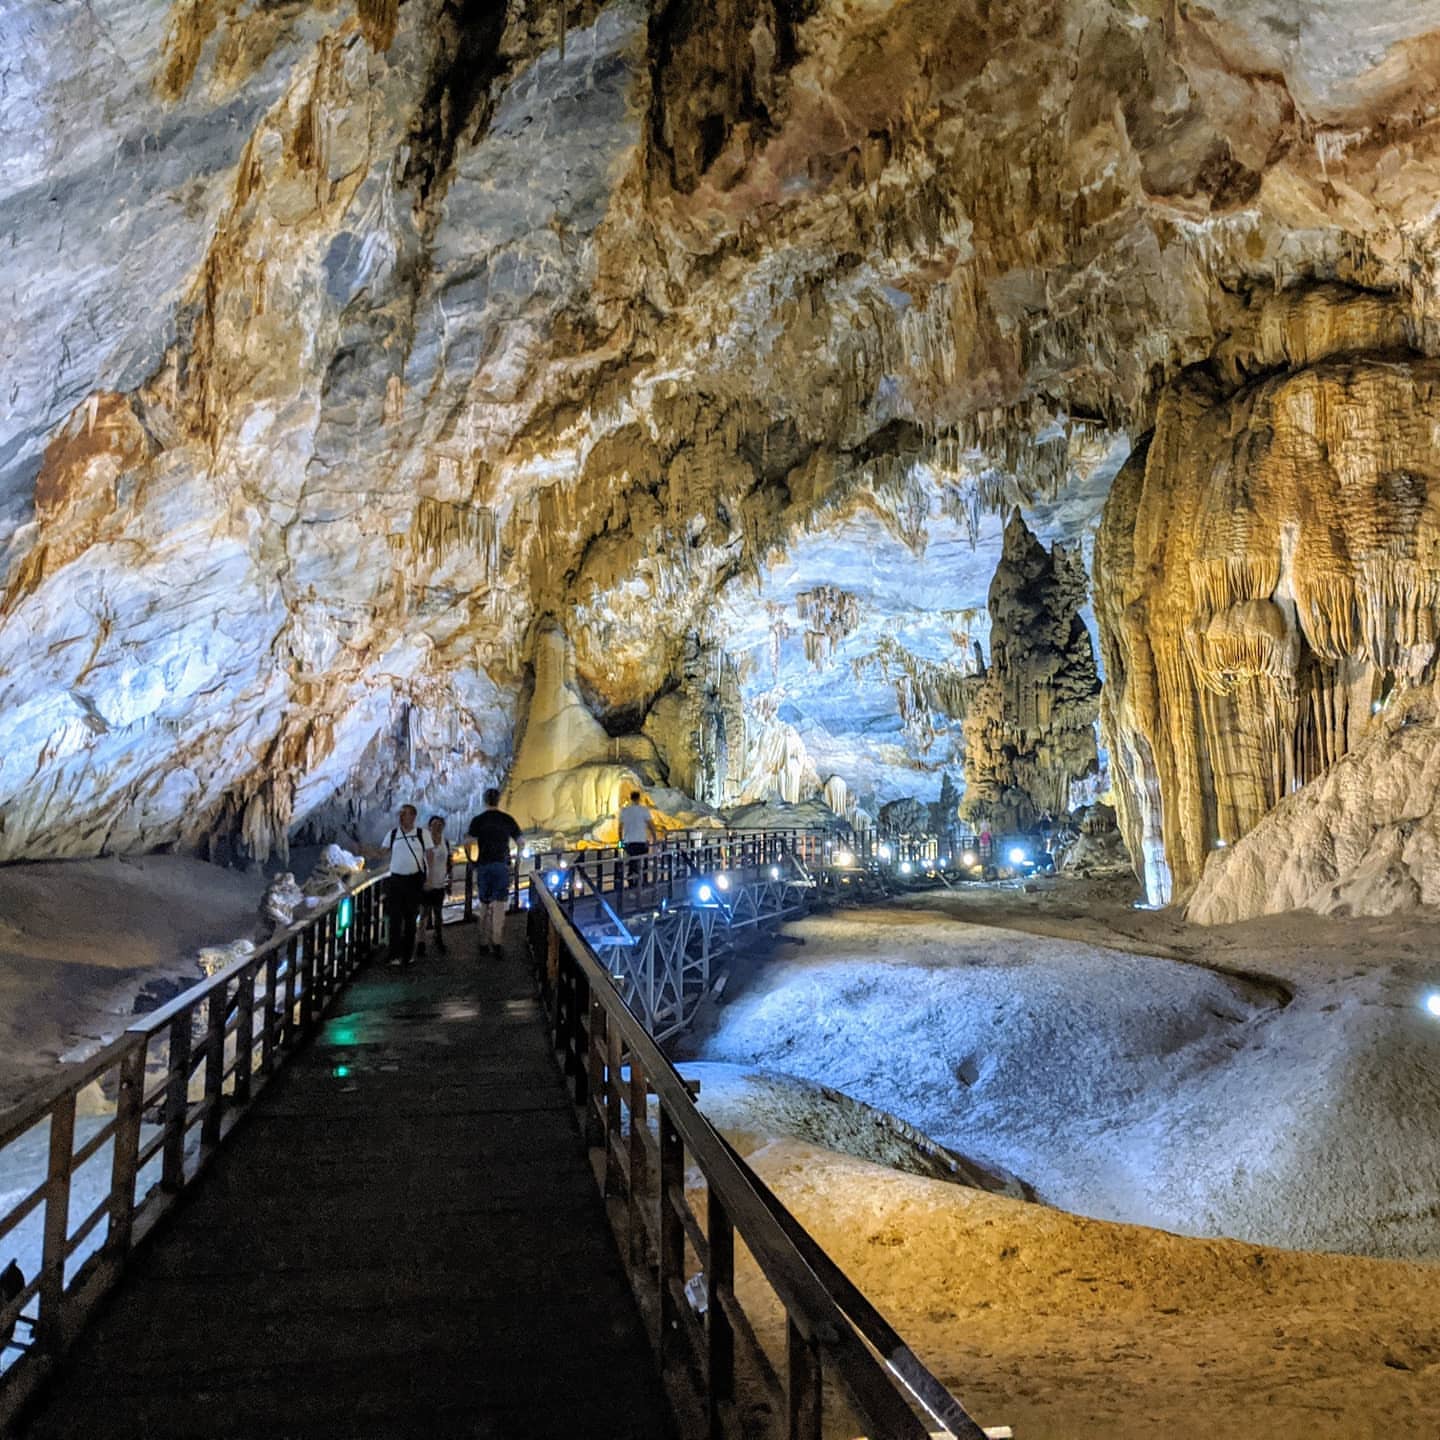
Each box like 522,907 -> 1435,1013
1097,292 -> 1440,903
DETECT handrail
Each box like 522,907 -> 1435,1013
0,870 -> 390,1434
528,874 -> 987,1439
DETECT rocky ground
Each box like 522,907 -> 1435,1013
0,856 -> 264,1106
678,875 -> 1440,1436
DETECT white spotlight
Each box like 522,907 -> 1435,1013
1426,994 -> 1440,1019
900,861 -> 913,875
715,873 -> 730,891
878,843 -> 892,861
769,866 -> 781,880
962,851 -> 977,867
697,884 -> 714,903
835,850 -> 854,867
1009,847 -> 1026,865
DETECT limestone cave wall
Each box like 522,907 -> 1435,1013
5,0 -> 1440,861
1096,290 -> 1440,903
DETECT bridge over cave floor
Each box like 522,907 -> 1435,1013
19,920 -> 676,1440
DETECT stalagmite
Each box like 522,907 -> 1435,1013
963,513 -> 1100,832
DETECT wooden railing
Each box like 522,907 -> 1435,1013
527,876 -> 991,1440
0,874 -> 389,1432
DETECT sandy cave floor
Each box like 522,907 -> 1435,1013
2,861 -> 1438,1433
675,878 -> 1440,1438
0,857 -> 264,1107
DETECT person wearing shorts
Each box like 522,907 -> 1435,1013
465,789 -> 522,957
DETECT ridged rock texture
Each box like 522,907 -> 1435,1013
1097,291 -> 1440,904
5,0 -> 1440,865
963,512 -> 1099,832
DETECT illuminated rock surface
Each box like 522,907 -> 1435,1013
1098,306 -> 1440,903
962,511 -> 1100,830
5,0 -> 1440,893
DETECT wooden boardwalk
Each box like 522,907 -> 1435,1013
21,921 -> 676,1440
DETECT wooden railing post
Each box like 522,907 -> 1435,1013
605,1024 -> 624,1197
707,1191 -> 735,1439
585,993 -> 606,1149
161,1012 -> 192,1192
260,951 -> 279,1074
786,1318 -> 823,1440
283,935 -> 299,1046
300,924 -> 317,1031
546,919 -> 561,1026
628,1055 -> 649,1267
321,911 -> 336,997
201,985 -> 226,1148
38,1092 -> 76,1348
659,1104 -> 685,1369
571,968 -> 590,1109
106,1044 -> 147,1260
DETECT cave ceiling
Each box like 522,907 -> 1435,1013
3,0 -> 1440,860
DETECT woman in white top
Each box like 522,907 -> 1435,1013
418,815 -> 452,957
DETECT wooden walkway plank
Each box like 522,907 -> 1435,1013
20,921 -> 677,1440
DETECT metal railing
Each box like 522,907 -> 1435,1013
527,875 -> 991,1440
0,874 -> 389,1432
447,828 -> 848,921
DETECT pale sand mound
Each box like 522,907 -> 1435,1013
684,1061 -> 1026,1195
686,908 -> 1440,1259
1188,705 -> 1440,925
730,1140 -> 1440,1440
0,857 -> 263,1104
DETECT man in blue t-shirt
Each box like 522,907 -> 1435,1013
466,789 -> 522,957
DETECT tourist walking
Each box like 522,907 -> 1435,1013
384,804 -> 426,967
466,789 -> 522,957
619,789 -> 656,882
417,814 -> 452,957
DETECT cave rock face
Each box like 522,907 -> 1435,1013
6,0 -> 1440,861
1098,302 -> 1440,903
962,512 -> 1100,832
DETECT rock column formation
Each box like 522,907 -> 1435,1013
963,514 -> 1100,832
1096,291 -> 1440,904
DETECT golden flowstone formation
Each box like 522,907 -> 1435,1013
962,513 -> 1100,832
1098,292 -> 1440,904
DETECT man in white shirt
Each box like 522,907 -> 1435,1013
384,804 -> 427,966
618,790 -> 657,883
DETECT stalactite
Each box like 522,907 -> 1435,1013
796,584 -> 860,669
